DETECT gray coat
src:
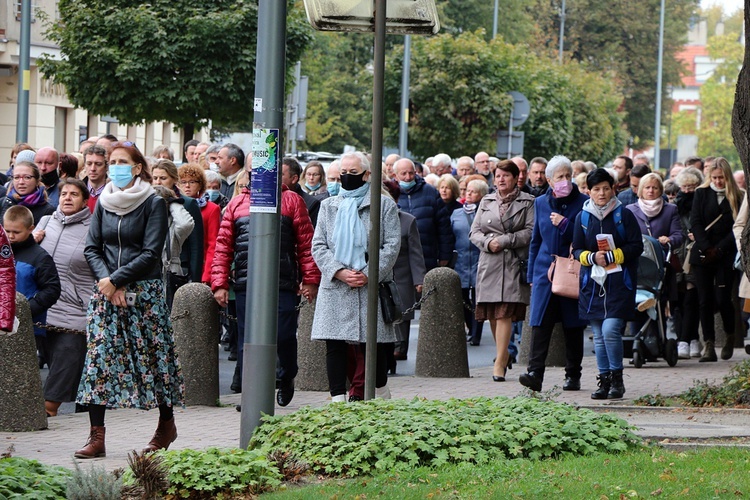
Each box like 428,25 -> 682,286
311,185 -> 401,343
37,208 -> 95,331
393,211 -> 426,322
469,190 -> 535,305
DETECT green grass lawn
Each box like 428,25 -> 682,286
262,447 -> 750,499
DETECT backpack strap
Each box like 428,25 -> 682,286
580,206 -> 626,241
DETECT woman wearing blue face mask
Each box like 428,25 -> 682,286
75,142 -> 184,459
204,170 -> 229,209
302,161 -> 329,201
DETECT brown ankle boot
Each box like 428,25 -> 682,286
699,341 -> 717,362
143,417 -> 177,453
74,426 -> 106,458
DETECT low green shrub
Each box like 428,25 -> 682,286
66,462 -> 122,500
249,397 -> 641,477
0,457 -> 70,499
681,359 -> 750,407
633,392 -> 669,407
151,447 -> 281,498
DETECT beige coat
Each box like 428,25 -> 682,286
470,190 -> 535,304
733,194 -> 750,299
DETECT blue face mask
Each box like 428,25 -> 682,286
109,165 -> 134,189
399,180 -> 416,191
305,182 -> 321,192
206,189 -> 221,202
327,181 -> 341,196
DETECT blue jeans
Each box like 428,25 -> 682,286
590,318 -> 626,373
508,321 -> 523,359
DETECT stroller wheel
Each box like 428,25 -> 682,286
632,349 -> 644,368
664,338 -> 678,367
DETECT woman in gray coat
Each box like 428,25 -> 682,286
470,160 -> 535,382
35,178 -> 95,417
311,152 -> 401,402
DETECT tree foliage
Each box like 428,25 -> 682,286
39,0 -> 312,129
530,0 -> 699,147
436,0 -> 535,44
382,31 -> 626,164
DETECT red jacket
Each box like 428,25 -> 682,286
211,185 -> 320,292
0,225 -> 16,331
200,201 -> 221,283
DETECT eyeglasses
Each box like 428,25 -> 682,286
12,175 -> 35,181
179,180 -> 200,186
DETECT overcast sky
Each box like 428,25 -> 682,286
701,0 -> 743,15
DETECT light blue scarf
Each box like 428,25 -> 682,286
332,182 -> 370,270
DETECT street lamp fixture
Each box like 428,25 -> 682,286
302,0 -> 440,34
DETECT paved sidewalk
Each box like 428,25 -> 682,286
2,351 -> 748,471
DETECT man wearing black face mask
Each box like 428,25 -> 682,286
282,157 -> 320,227
35,147 -> 61,208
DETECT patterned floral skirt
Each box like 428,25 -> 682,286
76,280 -> 184,410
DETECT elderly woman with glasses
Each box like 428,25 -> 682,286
178,164 -> 221,283
302,161 -> 329,201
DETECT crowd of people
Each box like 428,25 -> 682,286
1,137 -> 748,457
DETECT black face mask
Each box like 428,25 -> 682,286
41,169 -> 59,188
340,172 -> 367,191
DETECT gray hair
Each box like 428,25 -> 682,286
432,153 -> 452,168
675,166 -> 704,188
206,144 -> 222,155
394,158 -> 415,174
204,169 -> 222,184
584,161 -> 597,172
467,179 -> 488,197
545,155 -> 572,179
340,151 -> 371,172
222,143 -> 245,167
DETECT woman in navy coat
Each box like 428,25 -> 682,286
572,168 -> 643,400
519,156 -> 588,393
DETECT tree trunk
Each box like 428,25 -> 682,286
731,0 -> 750,272
183,122 -> 195,147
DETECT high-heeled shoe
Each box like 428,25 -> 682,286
492,367 -> 507,382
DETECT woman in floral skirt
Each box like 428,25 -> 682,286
75,142 -> 184,459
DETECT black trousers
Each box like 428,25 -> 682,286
692,264 -> 735,342
325,339 -> 388,397
678,287 -> 700,343
526,294 -> 584,379
461,287 -> 484,343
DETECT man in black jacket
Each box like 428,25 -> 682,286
282,157 -> 320,227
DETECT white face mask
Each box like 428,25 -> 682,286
591,264 -> 607,287
209,162 -> 220,173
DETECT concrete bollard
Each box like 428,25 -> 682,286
171,283 -> 219,406
415,268 -> 470,378
518,308 -> 569,367
296,298 -> 328,391
0,293 -> 47,431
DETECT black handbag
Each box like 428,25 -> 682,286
378,280 -> 403,325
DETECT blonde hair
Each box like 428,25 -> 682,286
233,170 -> 249,198
438,174 -> 460,201
637,172 -> 664,199
700,157 -> 743,218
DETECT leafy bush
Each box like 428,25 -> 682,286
681,359 -> 750,407
0,457 -> 70,499
250,397 -> 641,477
151,448 -> 281,498
633,393 -> 669,407
66,462 -> 122,500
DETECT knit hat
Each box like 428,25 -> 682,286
15,149 -> 36,165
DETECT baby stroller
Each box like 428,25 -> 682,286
625,235 -> 679,368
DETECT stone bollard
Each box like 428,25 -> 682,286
0,293 -> 47,431
415,268 -> 470,378
296,298 -> 328,391
171,283 -> 219,406
518,309 -> 569,367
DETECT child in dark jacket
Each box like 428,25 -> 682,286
3,205 -> 61,367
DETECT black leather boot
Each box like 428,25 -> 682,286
591,372 -> 611,400
519,371 -> 543,392
608,370 -> 625,399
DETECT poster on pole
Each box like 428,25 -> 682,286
250,127 -> 280,213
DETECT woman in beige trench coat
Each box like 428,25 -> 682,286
470,160 -> 535,382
